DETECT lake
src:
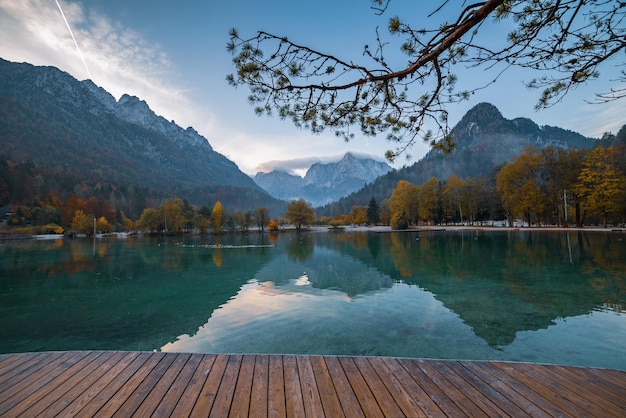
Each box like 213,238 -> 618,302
1,229 -> 625,370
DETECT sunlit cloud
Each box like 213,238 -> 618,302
54,0 -> 91,79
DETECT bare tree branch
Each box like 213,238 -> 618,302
227,0 -> 625,161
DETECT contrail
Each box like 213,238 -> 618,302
54,0 -> 93,80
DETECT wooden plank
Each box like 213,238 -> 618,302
208,354 -> 242,418
309,356 -> 345,418
459,361 -> 561,416
352,357 -> 404,417
569,366 -> 626,400
132,352 -> 191,417
398,358 -> 469,417
93,352 -> 164,417
426,360 -> 508,417
190,354 -> 229,417
230,354 -> 256,417
381,357 -> 444,417
171,354 -> 217,417
57,351 -> 143,418
492,362 -> 594,417
267,355 -> 286,418
552,365 -> 626,411
250,354 -> 269,418
338,356 -> 384,417
0,351 -> 88,415
413,359 -> 489,417
371,357 -> 436,417
323,356 -> 364,418
109,352 -> 177,417
296,356 -> 325,417
151,352 -> 204,417
0,352 -> 37,378
0,352 -> 66,405
442,362 -> 532,416
283,355 -> 305,418
525,362 -> 621,417
11,351 -> 115,417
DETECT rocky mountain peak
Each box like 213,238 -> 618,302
255,153 -> 393,207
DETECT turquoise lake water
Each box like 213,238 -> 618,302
1,229 -> 624,370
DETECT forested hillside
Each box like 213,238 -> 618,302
0,59 -> 284,218
318,103 -> 602,217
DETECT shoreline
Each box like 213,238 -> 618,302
325,225 -> 625,233
1,225 -> 623,241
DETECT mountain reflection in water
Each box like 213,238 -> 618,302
0,230 -> 624,370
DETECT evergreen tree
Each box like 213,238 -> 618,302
366,196 -> 380,225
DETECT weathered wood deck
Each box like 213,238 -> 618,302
0,351 -> 624,417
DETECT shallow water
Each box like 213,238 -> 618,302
1,229 -> 624,370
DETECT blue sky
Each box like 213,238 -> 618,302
0,0 -> 624,175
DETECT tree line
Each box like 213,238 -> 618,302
3,140 -> 625,234
1,188 -> 319,236
381,144 -> 626,229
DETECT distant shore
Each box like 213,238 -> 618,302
1,225 -> 623,241
322,225 -> 625,233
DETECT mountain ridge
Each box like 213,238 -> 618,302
254,152 -> 393,207
0,58 -> 283,215
317,102 -> 599,216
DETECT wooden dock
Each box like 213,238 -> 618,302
0,351 -> 624,417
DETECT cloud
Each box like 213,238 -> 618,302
255,151 -> 388,175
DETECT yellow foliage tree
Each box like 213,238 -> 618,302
70,209 -> 94,235
137,208 -> 162,232
496,148 -> 546,226
212,201 -> 224,234
442,175 -> 468,224
96,216 -> 112,233
285,199 -> 315,230
161,198 -> 185,233
389,180 -> 419,225
575,146 -> 626,227
418,177 -> 442,225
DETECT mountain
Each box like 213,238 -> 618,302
318,102 -> 598,216
254,170 -> 305,202
254,153 -> 393,207
0,58 -> 283,214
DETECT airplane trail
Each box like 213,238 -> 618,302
55,0 -> 92,80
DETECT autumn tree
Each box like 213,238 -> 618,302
255,206 -> 270,232
268,218 -> 280,232
540,147 -> 587,226
466,176 -> 503,224
285,199 -> 315,230
212,201 -> 224,234
63,193 -> 88,226
379,198 -> 391,225
389,180 -> 419,225
418,177 -> 442,225
575,146 -> 626,227
496,148 -> 547,226
96,216 -> 112,233
390,210 -> 409,230
70,210 -> 94,235
161,198 -> 186,233
228,1 -> 625,160
442,175 -> 468,224
137,208 -> 162,232
192,213 -> 209,234
233,210 -> 253,231
349,206 -> 368,225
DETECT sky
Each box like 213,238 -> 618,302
0,0 -> 624,176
